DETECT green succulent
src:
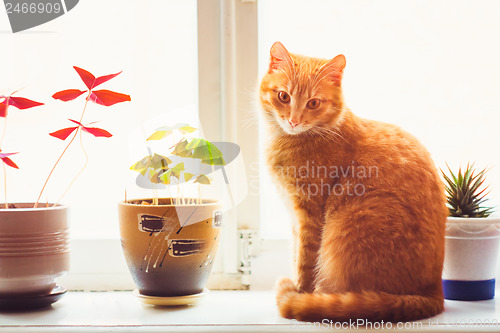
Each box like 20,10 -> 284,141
441,163 -> 494,218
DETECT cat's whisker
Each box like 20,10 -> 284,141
238,87 -> 266,129
311,69 -> 335,92
311,63 -> 323,84
310,62 -> 335,92
242,115 -> 257,129
240,107 -> 260,127
321,127 -> 348,144
279,69 -> 290,82
283,52 -> 298,82
308,125 -> 348,145
311,63 -> 331,91
308,128 -> 331,142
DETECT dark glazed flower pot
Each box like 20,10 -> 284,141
118,198 -> 222,297
0,203 -> 69,297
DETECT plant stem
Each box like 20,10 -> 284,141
34,92 -> 91,208
0,117 -> 7,149
169,137 -> 184,150
2,163 -> 7,209
78,94 -> 91,123
176,179 -> 185,205
153,184 -> 158,206
176,180 -> 180,205
167,184 -> 173,204
1,117 -> 7,209
52,129 -> 89,206
34,128 -> 80,208
198,183 -> 201,205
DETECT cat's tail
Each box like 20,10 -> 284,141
277,278 -> 443,323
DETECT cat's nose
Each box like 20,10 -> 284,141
288,119 -> 300,128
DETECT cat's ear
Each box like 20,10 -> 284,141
325,54 -> 346,85
269,42 -> 293,73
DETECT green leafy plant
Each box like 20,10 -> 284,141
130,123 -> 225,205
441,163 -> 494,218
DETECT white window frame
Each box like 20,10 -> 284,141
62,0 -> 260,291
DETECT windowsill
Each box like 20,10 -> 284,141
1,290 -> 499,332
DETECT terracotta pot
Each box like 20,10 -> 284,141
118,198 -> 222,297
0,203 -> 69,296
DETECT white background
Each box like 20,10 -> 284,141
258,0 -> 500,238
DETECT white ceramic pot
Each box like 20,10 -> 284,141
443,216 -> 500,300
0,204 -> 70,296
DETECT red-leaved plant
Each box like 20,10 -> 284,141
0,91 -> 44,208
0,67 -> 131,209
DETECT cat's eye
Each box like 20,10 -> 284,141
278,91 -> 291,104
307,98 -> 321,110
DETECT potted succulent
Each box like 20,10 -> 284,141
0,67 -> 130,309
441,163 -> 499,301
119,124 -> 225,305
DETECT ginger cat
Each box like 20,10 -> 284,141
259,42 -> 447,323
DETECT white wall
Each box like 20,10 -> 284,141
0,0 -> 198,238
258,0 -> 500,238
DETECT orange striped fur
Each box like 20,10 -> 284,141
259,42 -> 447,323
